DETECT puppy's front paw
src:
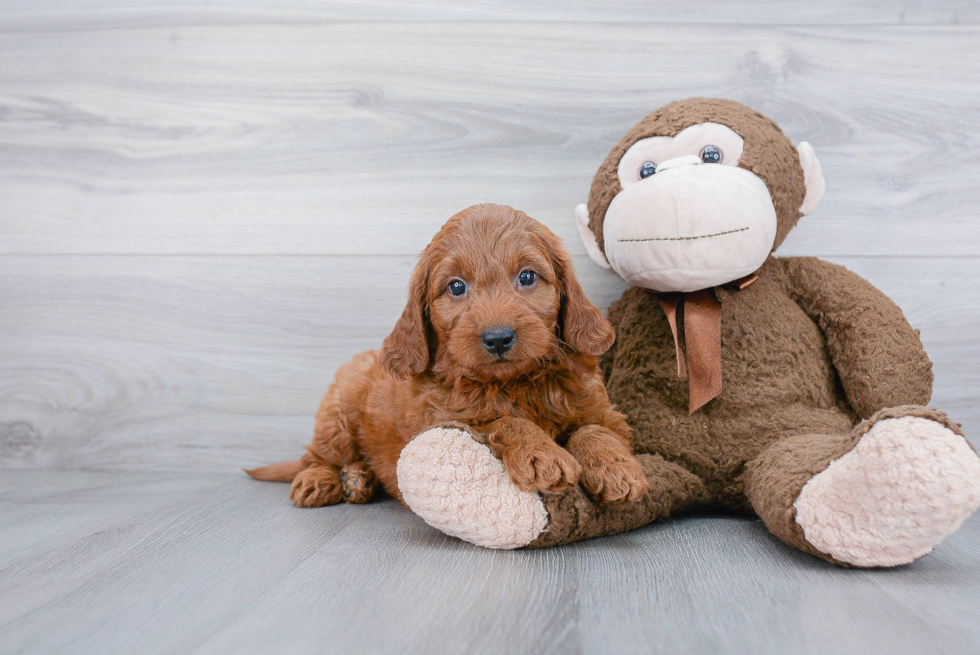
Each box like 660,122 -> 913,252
580,454 -> 648,505
290,465 -> 343,508
501,441 -> 582,494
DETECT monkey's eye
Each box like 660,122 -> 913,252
518,270 -> 537,287
447,280 -> 467,296
639,161 -> 657,179
700,145 -> 723,164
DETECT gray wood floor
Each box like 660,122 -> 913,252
3,470 -> 980,655
2,2 -> 979,653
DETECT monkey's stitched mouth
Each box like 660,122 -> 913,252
618,226 -> 750,243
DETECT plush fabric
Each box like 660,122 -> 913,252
527,453 -> 708,548
401,98 -> 980,568
744,405 -> 974,566
398,426 -> 549,550
587,98 -> 807,254
794,414 -> 980,567
616,124 -> 746,185
783,257 -> 933,418
602,161 -> 778,292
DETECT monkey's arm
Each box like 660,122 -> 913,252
782,256 -> 932,418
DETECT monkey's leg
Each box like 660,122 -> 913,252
745,405 -> 980,567
396,424 -> 707,549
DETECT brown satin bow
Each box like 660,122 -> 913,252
655,275 -> 758,415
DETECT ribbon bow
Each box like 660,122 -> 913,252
655,275 -> 757,415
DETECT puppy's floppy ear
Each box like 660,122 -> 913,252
381,255 -> 431,379
549,238 -> 615,357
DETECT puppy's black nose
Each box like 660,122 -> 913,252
481,327 -> 515,356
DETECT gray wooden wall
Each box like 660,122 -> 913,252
1,1 -> 978,473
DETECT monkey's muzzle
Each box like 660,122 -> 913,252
603,156 -> 778,292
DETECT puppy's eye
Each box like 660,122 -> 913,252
700,145 -> 722,164
447,280 -> 467,297
639,161 -> 657,179
518,270 -> 537,287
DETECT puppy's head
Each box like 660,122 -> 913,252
381,204 -> 614,383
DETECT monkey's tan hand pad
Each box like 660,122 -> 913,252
796,416 -> 980,567
397,427 -> 548,549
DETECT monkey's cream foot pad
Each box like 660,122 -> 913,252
397,427 -> 548,549
795,416 -> 980,567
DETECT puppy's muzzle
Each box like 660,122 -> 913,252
481,327 -> 515,356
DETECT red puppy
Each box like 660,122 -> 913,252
246,204 -> 648,508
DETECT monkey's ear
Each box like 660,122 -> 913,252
575,203 -> 611,270
797,141 -> 826,216
380,260 -> 431,379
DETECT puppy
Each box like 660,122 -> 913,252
246,203 -> 648,508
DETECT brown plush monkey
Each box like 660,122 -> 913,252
396,98 -> 980,567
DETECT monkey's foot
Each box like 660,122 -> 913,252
397,427 -> 548,549
795,415 -> 980,567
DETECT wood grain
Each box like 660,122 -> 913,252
1,470 -> 978,654
0,22 -> 979,257
0,255 -> 974,472
0,1 -> 976,27
1,5 -> 978,654
0,254 -> 626,470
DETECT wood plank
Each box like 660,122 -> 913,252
0,23 -> 979,257
1,470 -> 978,654
575,514 -> 980,654
0,254 -> 974,473
0,471 -> 218,569
0,1 -> 976,27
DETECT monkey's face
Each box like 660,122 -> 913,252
604,122 -> 775,292
577,99 -> 826,294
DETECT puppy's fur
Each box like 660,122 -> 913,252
246,204 -> 648,508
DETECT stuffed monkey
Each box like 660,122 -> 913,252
396,98 -> 980,567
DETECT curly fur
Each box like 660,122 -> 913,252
246,203 -> 648,507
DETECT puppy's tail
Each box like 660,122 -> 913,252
244,460 -> 304,483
